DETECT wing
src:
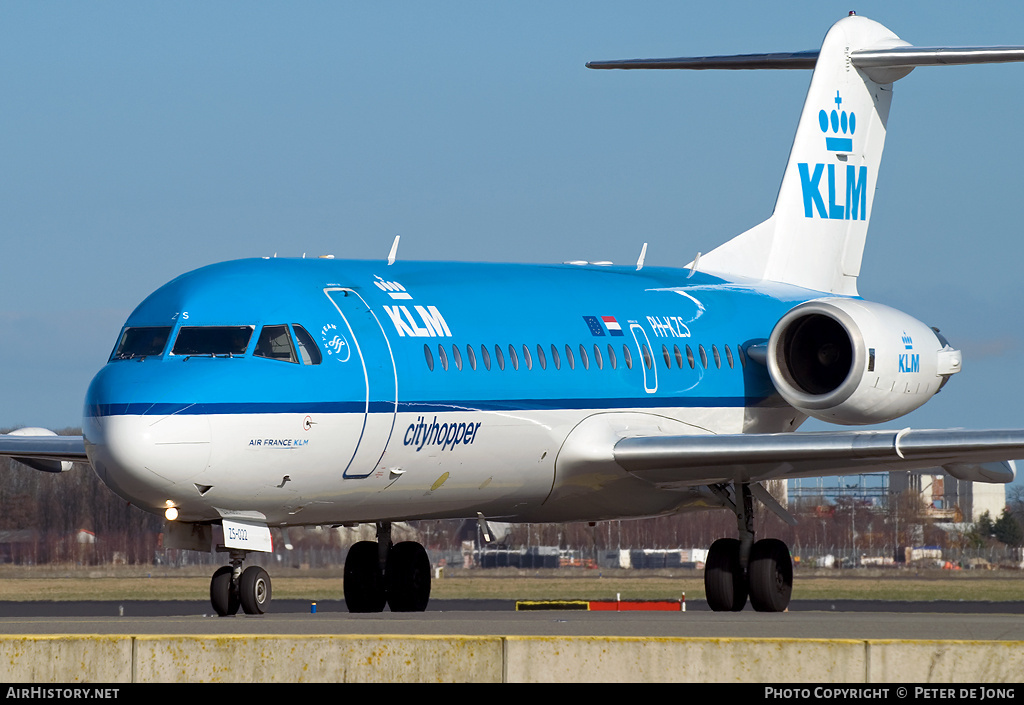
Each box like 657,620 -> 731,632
614,428 -> 1020,488
0,431 -> 88,473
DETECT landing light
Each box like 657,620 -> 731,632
164,505 -> 179,521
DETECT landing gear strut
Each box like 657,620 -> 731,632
343,521 -> 432,613
704,482 -> 792,613
209,550 -> 272,617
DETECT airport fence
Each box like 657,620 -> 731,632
2,520 -> 1022,571
148,541 -> 1023,572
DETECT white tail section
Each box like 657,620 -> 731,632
588,14 -> 1024,296
699,15 -> 902,295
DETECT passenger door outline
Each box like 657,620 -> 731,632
630,323 -> 658,394
324,288 -> 398,479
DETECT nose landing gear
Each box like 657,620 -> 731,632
209,550 -> 273,616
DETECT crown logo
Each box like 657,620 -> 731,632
901,331 -> 913,350
374,276 -> 412,300
818,90 -> 855,153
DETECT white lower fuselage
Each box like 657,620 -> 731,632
85,404 -> 800,527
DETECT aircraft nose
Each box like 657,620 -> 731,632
84,366 -> 212,511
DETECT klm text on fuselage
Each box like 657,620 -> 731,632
799,163 -> 868,220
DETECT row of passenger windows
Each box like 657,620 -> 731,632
112,325 -> 322,365
424,342 -> 747,373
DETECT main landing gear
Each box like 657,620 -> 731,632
344,521 -> 432,613
210,550 -> 272,617
704,482 -> 793,612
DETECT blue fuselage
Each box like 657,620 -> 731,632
82,258 -> 818,526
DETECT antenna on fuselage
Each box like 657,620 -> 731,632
387,235 -> 400,266
636,242 -> 648,271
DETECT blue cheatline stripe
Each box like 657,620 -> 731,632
86,395 -> 770,417
88,401 -> 368,416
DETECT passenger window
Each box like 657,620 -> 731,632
622,345 -> 632,370
481,344 -> 492,371
536,344 -> 547,370
674,345 -> 684,369
607,344 -> 617,370
522,344 -> 533,371
725,345 -> 734,369
466,344 -> 477,370
173,326 -> 253,357
452,344 -> 463,371
111,326 -> 171,360
738,345 -> 747,369
508,344 -> 519,371
494,344 -> 505,371
662,344 -> 672,369
686,345 -> 695,369
293,325 -> 322,365
254,325 -> 297,362
423,344 -> 434,371
579,344 -> 589,370
712,345 -> 721,369
641,344 -> 653,370
699,345 -> 708,369
438,344 -> 449,371
564,344 -> 575,370
592,343 -> 603,370
550,344 -> 561,370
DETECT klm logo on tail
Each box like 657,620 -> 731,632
799,91 -> 868,221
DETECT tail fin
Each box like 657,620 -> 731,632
588,14 -> 1024,296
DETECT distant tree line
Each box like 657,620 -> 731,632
1,430 -> 1022,567
976,508 -> 1024,548
0,434 -> 163,565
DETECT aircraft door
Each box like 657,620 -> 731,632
630,323 -> 658,394
324,288 -> 398,479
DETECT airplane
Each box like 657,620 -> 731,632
4,12 -> 1024,616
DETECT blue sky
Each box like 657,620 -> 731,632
3,2 -> 1024,488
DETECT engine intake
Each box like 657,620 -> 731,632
767,298 -> 960,425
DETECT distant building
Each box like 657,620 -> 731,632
892,471 -> 1003,520
791,472 -> 1005,523
888,472 -> 1005,523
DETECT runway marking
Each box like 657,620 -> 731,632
516,599 -> 683,611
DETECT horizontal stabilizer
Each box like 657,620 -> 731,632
587,46 -> 1024,72
586,51 -> 818,71
851,45 -> 1024,69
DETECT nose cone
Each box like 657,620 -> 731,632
84,363 -> 211,512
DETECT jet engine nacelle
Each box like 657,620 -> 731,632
767,298 -> 961,425
4,427 -> 74,473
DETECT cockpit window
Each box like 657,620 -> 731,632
171,326 -> 253,356
111,326 -> 171,360
254,325 -> 297,363
292,325 -> 322,365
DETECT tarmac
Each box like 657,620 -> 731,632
0,598 -> 1022,640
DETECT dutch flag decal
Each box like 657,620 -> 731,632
584,315 -> 625,336
602,316 -> 624,336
